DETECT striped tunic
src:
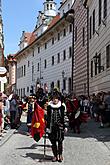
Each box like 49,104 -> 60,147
47,101 -> 65,142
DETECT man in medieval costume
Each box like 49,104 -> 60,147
46,91 -> 67,162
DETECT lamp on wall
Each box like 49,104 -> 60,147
62,70 -> 65,79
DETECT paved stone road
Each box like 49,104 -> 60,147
0,115 -> 110,165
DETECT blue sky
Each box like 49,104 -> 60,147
2,0 -> 60,56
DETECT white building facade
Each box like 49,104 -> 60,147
15,0 -> 74,97
85,0 -> 110,94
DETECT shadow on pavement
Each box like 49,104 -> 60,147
22,152 -> 53,162
65,119 -> 110,144
16,143 -> 51,150
17,118 -> 110,147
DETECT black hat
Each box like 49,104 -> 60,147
52,91 -> 60,99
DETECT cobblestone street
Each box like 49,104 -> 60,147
0,115 -> 110,165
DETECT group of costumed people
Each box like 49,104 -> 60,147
25,88 -> 89,162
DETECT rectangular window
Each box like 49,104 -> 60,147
38,47 -> 40,53
52,37 -> 54,45
91,61 -> 93,77
98,53 -> 101,73
95,62 -> 97,75
63,28 -> 66,37
58,33 -> 60,41
69,24 -> 72,33
89,16 -> 92,39
99,0 -> 102,26
57,53 -> 60,63
24,65 -> 26,76
32,50 -> 34,57
23,88 -> 25,96
93,9 -> 95,35
63,50 -> 66,60
106,45 -> 110,68
52,56 -> 54,65
63,79 -> 66,90
104,0 -> 107,19
37,63 -> 39,71
22,66 -> 23,77
57,80 -> 60,90
69,47 -> 72,58
27,86 -> 29,92
82,27 -> 85,46
44,59 -> 47,68
75,26 -> 77,41
32,65 -> 34,81
28,61 -> 30,67
45,43 -> 47,49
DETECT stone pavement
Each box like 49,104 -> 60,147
0,113 -> 25,147
1,114 -> 110,165
0,127 -> 16,147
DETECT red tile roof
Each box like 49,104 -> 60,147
47,14 -> 60,30
29,32 -> 36,44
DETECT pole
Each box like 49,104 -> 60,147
71,18 -> 74,93
87,7 -> 89,97
43,121 -> 47,159
44,131 -> 46,158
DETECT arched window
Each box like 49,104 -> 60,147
50,4 -> 52,9
47,4 -> 49,10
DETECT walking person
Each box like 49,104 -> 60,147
46,91 -> 67,162
27,96 -> 35,134
9,94 -> 18,129
0,94 -> 3,137
104,91 -> 110,126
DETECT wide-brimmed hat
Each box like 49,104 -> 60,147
52,91 -> 60,99
28,95 -> 36,99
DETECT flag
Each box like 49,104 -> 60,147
31,102 -> 45,142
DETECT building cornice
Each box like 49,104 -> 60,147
15,15 -> 67,59
59,0 -> 68,10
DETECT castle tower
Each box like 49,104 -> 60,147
0,0 -> 4,67
34,0 -> 57,37
44,0 -> 57,17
